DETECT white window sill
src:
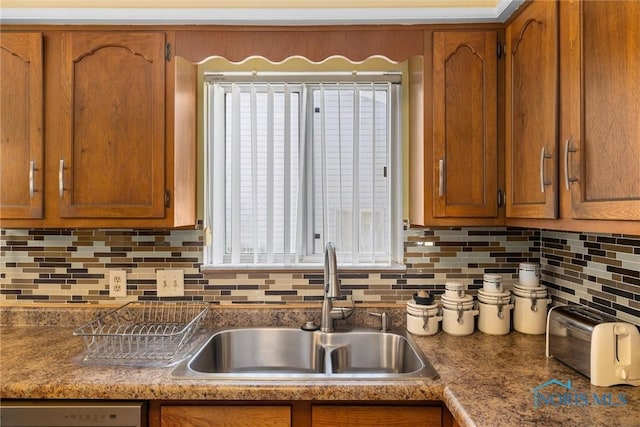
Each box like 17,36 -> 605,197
200,263 -> 407,274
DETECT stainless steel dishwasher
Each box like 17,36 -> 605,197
0,401 -> 146,427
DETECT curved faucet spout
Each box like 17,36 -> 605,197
321,242 -> 353,332
324,242 -> 339,299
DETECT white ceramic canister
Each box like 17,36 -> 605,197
482,273 -> 504,294
444,281 -> 466,299
440,295 -> 478,336
512,284 -> 551,334
519,262 -> 540,287
477,290 -> 513,335
406,300 -> 442,336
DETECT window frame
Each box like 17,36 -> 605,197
202,72 -> 404,269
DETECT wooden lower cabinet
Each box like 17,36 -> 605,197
312,405 -> 441,427
160,405 -> 291,427
150,401 -> 452,427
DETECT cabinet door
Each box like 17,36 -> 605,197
312,405 -> 441,427
0,32 -> 43,219
59,31 -> 166,218
161,405 -> 291,427
505,0 -> 558,219
562,0 -> 640,220
432,31 -> 499,218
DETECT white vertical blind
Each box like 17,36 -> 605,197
319,84 -> 329,253
336,84 -> 345,251
209,84 -> 226,264
205,75 -> 401,265
295,88 -> 309,262
266,85 -> 275,263
370,83 -> 377,263
351,83 -> 360,264
230,84 -> 242,265
283,84 -> 292,264
250,84 -> 259,264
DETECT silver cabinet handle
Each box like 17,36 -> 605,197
540,147 -> 552,193
59,159 -> 65,197
29,160 -> 35,198
564,139 -> 578,190
438,157 -> 445,197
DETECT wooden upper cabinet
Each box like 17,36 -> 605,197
59,31 -> 166,218
0,32 -> 44,219
505,0 -> 558,219
562,0 -> 640,220
432,31 -> 499,218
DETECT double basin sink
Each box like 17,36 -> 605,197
172,327 -> 439,380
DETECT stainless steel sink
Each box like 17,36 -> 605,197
172,327 -> 439,380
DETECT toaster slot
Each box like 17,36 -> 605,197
565,306 -> 616,326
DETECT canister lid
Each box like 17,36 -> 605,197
513,284 -> 547,297
519,262 -> 540,270
440,294 -> 474,309
407,299 -> 438,310
445,281 -> 465,290
477,289 -> 511,303
440,293 -> 473,302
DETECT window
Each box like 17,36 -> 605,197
203,72 -> 402,266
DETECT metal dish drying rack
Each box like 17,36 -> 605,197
73,301 -> 209,366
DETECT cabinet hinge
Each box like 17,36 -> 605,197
497,41 -> 504,59
165,43 -> 172,61
165,190 -> 171,208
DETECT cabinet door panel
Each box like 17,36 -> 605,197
312,405 -> 441,427
433,31 -> 498,218
564,0 -> 640,220
0,32 -> 43,219
60,31 -> 166,218
505,0 -> 558,219
161,405 -> 291,427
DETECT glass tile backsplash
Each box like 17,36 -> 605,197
1,226 -> 638,324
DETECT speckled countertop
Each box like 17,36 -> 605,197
1,305 -> 638,427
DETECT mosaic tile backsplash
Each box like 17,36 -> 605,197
1,226 -> 639,324
540,231 -> 640,325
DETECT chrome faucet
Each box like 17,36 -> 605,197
320,242 -> 354,332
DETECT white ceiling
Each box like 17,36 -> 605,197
0,0 -> 524,25
3,0 -> 501,6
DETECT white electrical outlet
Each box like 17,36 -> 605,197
109,270 -> 127,297
156,269 -> 184,297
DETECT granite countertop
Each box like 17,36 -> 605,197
1,306 -> 638,427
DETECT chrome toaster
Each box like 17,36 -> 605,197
546,305 -> 640,387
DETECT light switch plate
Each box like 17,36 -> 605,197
156,270 -> 184,297
109,270 -> 127,297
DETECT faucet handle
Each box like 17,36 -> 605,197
368,311 -> 390,332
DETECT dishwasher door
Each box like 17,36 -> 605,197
0,401 -> 146,427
